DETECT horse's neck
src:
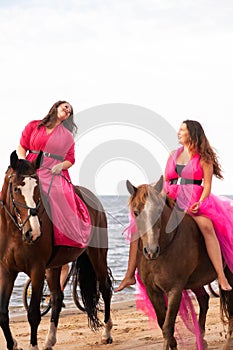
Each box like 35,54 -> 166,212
0,181 -> 9,215
1,179 -> 8,201
160,205 -> 178,245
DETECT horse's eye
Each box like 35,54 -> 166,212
14,187 -> 20,193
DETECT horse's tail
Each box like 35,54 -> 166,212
220,289 -> 232,325
76,252 -> 102,331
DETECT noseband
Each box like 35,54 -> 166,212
0,173 -> 41,231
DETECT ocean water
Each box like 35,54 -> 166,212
8,194 -> 233,316
9,195 -> 134,316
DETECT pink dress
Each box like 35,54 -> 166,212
164,146 -> 233,272
126,147 -> 233,348
20,120 -> 91,248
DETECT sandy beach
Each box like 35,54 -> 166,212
0,295 -> 229,350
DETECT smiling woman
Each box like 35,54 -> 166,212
17,100 -> 91,248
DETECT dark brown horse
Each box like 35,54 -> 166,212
126,176 -> 233,350
0,151 -> 113,350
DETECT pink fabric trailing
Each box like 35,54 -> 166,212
20,120 -> 91,248
123,146 -> 233,348
122,211 -> 138,242
135,271 -> 203,349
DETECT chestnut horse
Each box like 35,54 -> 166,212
0,151 -> 113,350
126,176 -> 233,350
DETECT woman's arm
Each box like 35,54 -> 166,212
199,160 -> 213,202
17,144 -> 27,159
51,160 -> 73,174
189,160 -> 213,213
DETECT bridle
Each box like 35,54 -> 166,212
135,192 -> 179,259
0,173 -> 41,231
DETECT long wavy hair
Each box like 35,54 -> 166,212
38,100 -> 78,136
183,119 -> 223,179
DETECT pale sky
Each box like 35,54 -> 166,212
1,0 -> 233,195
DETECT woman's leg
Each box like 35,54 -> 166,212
115,239 -> 138,292
193,215 -> 232,291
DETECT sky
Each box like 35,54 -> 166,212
1,0 -> 233,195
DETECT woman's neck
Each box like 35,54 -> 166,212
183,144 -> 197,158
46,119 -> 61,130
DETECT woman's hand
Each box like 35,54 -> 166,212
51,162 -> 63,174
189,202 -> 200,214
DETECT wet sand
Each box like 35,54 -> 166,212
0,296 -> 228,349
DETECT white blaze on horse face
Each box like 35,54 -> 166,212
18,177 -> 41,240
143,200 -> 158,247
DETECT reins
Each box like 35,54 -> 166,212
42,165 -> 127,228
106,211 -> 126,228
158,206 -> 180,257
132,191 -> 181,259
0,173 -> 41,231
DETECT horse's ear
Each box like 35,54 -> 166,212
126,180 -> 137,196
10,150 -> 19,170
34,150 -> 43,170
154,175 -> 164,193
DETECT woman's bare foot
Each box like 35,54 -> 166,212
114,275 -> 136,292
218,276 -> 232,291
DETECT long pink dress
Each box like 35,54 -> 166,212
20,120 -> 91,248
164,146 -> 233,272
125,146 -> 233,349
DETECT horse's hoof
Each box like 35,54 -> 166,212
13,338 -> 23,350
101,336 -> 113,344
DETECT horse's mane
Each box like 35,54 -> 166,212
129,183 -> 176,212
165,195 -> 176,209
17,160 -> 33,176
129,184 -> 149,211
7,159 -> 35,179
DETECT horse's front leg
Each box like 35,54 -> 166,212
0,268 -> 20,350
162,289 -> 183,350
43,267 -> 63,350
146,287 -> 178,350
27,269 -> 46,350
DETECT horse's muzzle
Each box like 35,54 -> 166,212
143,245 -> 160,260
22,229 -> 41,244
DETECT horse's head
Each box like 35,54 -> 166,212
126,175 -> 166,260
2,150 -> 43,243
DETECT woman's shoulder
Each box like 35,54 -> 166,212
60,123 -> 74,138
24,120 -> 41,129
169,147 -> 182,157
170,149 -> 177,156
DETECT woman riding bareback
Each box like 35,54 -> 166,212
17,100 -> 91,248
116,119 -> 232,292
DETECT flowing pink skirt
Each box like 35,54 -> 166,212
38,167 -> 91,248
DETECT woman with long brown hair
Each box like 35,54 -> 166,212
17,100 -> 91,248
116,120 -> 232,292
